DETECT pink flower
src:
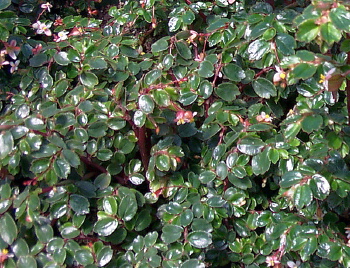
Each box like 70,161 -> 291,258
41,2 -> 53,12
32,44 -> 43,55
266,255 -> 280,267
10,60 -> 19,73
54,31 -> 69,42
174,110 -> 197,125
32,21 -> 52,36
4,40 -> 20,60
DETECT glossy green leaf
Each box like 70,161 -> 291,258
29,53 -> 47,67
69,194 -> 90,215
253,77 -> 277,99
88,57 -> 107,69
151,38 -> 169,53
97,246 -> 113,266
187,231 -> 212,249
320,22 -> 342,45
17,256 -> 37,268
0,131 -> 14,160
94,217 -> 118,236
139,95 -> 155,114
330,6 -> 350,32
215,82 -> 240,102
54,52 -> 71,66
118,195 -> 137,221
280,171 -> 303,188
198,60 -> 214,78
252,149 -> 270,175
247,39 -> 270,61
199,170 -> 216,184
309,174 -> 330,200
79,72 -> 99,88
223,63 -> 246,82
75,249 -> 94,265
175,41 -> 192,59
156,154 -> 171,171
275,33 -> 296,55
296,20 -> 320,42
291,63 -> 317,79
145,69 -> 162,85
161,224 -> 183,244
0,212 -> 17,244
237,136 -> 265,155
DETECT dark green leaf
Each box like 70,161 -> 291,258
161,224 -> 183,244
280,171 -> 303,188
54,52 -> 71,66
79,72 -> 99,88
0,213 -> 17,244
296,20 -> 320,42
69,194 -> 90,215
247,39 -> 270,61
0,131 -> 14,160
187,231 -> 212,248
237,136 -> 265,155
330,6 -> 350,32
253,77 -> 277,99
93,217 -> 118,236
222,63 -> 246,82
198,60 -> 214,78
175,41 -> 192,59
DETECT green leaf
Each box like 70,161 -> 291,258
247,39 -> 270,61
69,194 -> 90,215
53,158 -> 70,178
252,149 -> 270,175
284,122 -> 302,140
118,195 -> 137,221
75,249 -> 94,265
156,154 -> 171,171
237,136 -> 265,156
145,69 -> 162,85
0,0 -> 11,10
169,17 -> 182,32
151,38 -> 169,53
182,10 -> 195,24
161,224 -> 183,244
199,80 -> 213,99
93,217 -> 118,236
275,33 -> 296,55
301,114 -> 323,133
54,52 -> 71,66
320,22 -> 342,45
330,5 -> 350,32
25,117 -> 45,130
133,110 -> 146,127
180,209 -> 193,227
31,158 -> 50,174
29,53 -> 47,67
103,196 -> 118,215
139,95 -> 154,114
179,91 -> 197,105
198,60 -> 214,78
253,77 -> 277,99
88,122 -> 108,138
175,41 -> 192,59
0,212 -> 17,244
291,63 -> 317,79
17,256 -> 37,268
187,231 -> 212,248
293,184 -> 313,208
222,63 -> 246,82
215,82 -> 240,102
62,149 -> 80,168
199,170 -> 216,184
153,89 -> 170,107
88,57 -> 107,69
61,224 -> 80,238
97,246 -> 113,266
280,171 -> 303,188
296,20 -> 320,42
79,72 -> 99,88
93,173 -> 110,190
35,223 -> 53,244
309,174 -> 330,200
0,131 -> 14,160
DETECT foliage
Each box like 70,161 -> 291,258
1,0 -> 350,267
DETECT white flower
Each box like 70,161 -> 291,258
41,2 -> 53,12
10,60 -> 19,73
287,260 -> 301,268
32,21 -> 52,36
256,111 -> 273,123
345,228 -> 350,239
55,31 -> 69,42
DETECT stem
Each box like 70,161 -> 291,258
137,126 -> 150,170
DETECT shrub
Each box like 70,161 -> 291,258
1,0 -> 350,267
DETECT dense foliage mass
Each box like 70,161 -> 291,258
2,0 -> 350,267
